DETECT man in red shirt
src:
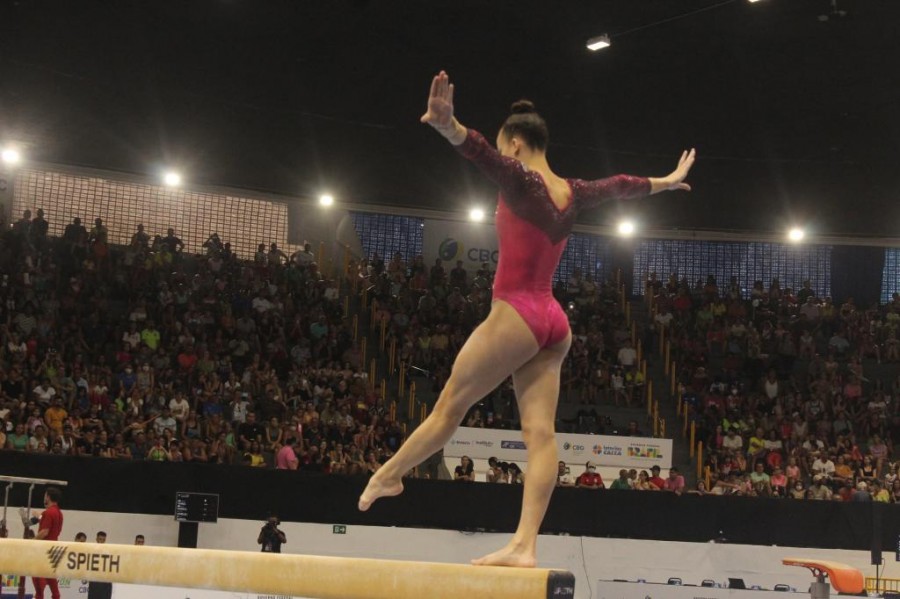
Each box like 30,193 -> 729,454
649,465 -> 667,490
576,462 -> 605,489
33,487 -> 64,599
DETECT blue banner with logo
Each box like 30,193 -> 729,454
424,219 -> 499,275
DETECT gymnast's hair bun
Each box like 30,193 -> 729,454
510,100 -> 537,115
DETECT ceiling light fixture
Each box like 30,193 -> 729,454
586,34 -> 611,51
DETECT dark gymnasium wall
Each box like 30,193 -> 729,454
0,452 -> 894,553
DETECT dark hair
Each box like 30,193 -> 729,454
45,487 -> 62,504
501,100 -> 549,151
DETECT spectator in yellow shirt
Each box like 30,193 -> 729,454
870,480 -> 890,503
44,398 -> 68,436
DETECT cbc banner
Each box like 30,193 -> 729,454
423,218 -> 499,274
444,427 -> 672,470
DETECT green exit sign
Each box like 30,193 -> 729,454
333,525 -> 347,534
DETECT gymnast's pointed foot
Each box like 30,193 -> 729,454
358,472 -> 404,511
471,542 -> 537,568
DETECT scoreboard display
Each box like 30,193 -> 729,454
174,492 -> 219,523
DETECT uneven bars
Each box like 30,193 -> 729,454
0,538 -> 575,599
0,476 -> 69,486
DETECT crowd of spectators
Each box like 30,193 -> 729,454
8,205 -> 898,504
650,273 -> 900,501
0,208 -> 406,475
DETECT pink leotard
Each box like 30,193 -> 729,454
456,129 -> 651,349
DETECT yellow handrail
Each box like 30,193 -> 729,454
689,421 -> 696,457
696,441 -> 704,479
865,578 -> 900,593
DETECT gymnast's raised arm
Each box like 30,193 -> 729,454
420,71 -> 526,195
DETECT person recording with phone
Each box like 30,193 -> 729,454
257,515 -> 286,553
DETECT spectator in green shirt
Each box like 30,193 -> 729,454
141,323 -> 161,350
749,462 -> 770,486
609,469 -> 632,490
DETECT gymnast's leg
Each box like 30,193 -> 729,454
359,300 -> 539,511
473,331 -> 571,567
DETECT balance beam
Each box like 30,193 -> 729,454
0,538 -> 575,599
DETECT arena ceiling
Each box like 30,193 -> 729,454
1,0 -> 898,238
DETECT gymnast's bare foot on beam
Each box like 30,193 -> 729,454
471,541 -> 537,568
358,471 -> 404,511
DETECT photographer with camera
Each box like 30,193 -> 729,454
257,515 -> 286,553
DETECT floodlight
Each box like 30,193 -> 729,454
617,220 -> 635,236
788,228 -> 805,242
469,207 -> 485,222
319,194 -> 335,207
1,148 -> 21,165
163,171 -> 182,187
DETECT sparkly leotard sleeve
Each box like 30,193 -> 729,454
455,129 -> 650,348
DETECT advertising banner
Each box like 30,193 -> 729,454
423,218 -> 498,274
595,580 -> 802,599
1,574 -> 85,599
444,427 -> 672,469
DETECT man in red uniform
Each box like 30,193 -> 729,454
33,487 -> 64,599
576,462 -> 605,489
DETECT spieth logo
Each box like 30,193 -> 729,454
47,546 -> 67,572
46,547 -> 121,574
475,440 -> 494,448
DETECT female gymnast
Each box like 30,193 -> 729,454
360,71 -> 695,567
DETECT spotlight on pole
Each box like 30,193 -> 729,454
163,171 -> 182,187
1,148 -> 21,165
586,34 -> 611,51
788,227 -> 805,242
469,207 -> 485,222
319,194 -> 335,207
617,220 -> 635,236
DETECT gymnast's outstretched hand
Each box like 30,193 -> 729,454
656,148 -> 696,193
420,70 -> 455,130
670,148 -> 696,191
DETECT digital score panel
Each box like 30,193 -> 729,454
174,492 -> 219,523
